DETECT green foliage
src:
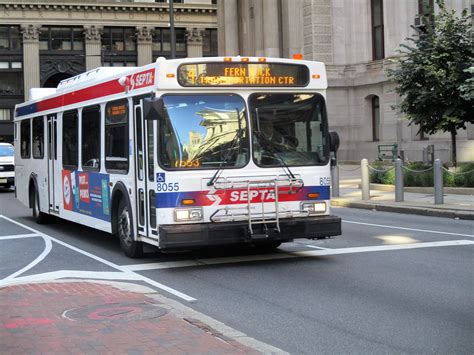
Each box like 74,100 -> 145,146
386,1 -> 474,165
370,161 -> 474,187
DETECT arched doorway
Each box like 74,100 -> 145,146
43,72 -> 74,88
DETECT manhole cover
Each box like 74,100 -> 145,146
63,302 -> 168,323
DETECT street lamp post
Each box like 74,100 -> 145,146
169,0 -> 176,59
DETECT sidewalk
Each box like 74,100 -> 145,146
0,280 -> 282,354
332,166 -> 474,220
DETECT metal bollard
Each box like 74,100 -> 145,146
395,158 -> 404,202
361,159 -> 370,200
434,159 -> 444,204
331,164 -> 340,197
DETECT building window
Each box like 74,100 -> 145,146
152,28 -> 186,59
417,124 -> 429,141
0,109 -> 11,121
372,96 -> 380,141
203,29 -> 218,57
102,27 -> 137,66
0,72 -> 24,96
21,119 -> 31,159
39,27 -> 84,51
82,105 -> 101,171
63,110 -> 78,169
105,99 -> 129,173
419,0 -> 434,16
371,0 -> 384,60
0,26 -> 21,51
32,117 -> 45,159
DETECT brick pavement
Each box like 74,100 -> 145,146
0,281 -> 262,354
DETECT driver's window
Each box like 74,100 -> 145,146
81,105 -> 101,171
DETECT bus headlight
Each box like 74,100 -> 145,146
174,208 -> 203,222
301,202 -> 326,214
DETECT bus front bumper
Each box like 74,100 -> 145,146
158,215 -> 341,250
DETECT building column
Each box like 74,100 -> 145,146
186,28 -> 204,58
84,25 -> 102,71
217,0 -> 239,56
263,0 -> 280,57
253,0 -> 264,57
21,25 -> 41,100
136,26 -> 153,66
281,0 -> 303,58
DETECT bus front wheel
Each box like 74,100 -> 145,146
116,198 -> 143,258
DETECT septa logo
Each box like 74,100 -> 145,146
62,170 -> 73,211
129,69 -> 155,90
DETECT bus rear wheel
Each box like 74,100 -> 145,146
117,198 -> 143,258
32,187 -> 47,224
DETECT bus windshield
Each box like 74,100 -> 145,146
159,94 -> 249,170
250,93 -> 329,167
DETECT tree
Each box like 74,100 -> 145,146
387,0 -> 473,166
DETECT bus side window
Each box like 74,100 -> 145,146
82,105 -> 101,171
147,120 -> 154,181
32,116 -> 44,159
105,99 -> 129,174
63,110 -> 78,170
20,119 -> 31,159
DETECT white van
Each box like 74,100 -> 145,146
0,143 -> 14,189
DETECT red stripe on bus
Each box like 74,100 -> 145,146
36,79 -> 124,112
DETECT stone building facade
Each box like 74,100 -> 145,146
0,0 -> 218,143
218,0 -> 474,163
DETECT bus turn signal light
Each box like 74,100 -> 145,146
181,199 -> 195,205
258,57 -> 266,62
307,193 -> 320,199
293,53 -> 303,60
224,57 -> 232,62
312,74 -> 321,79
166,73 -> 175,78
241,57 -> 249,62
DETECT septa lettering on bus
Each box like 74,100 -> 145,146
128,69 -> 155,90
155,186 -> 330,208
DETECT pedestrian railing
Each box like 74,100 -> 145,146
331,158 -> 453,205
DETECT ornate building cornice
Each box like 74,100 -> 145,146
0,2 -> 216,14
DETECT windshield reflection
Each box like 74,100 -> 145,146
159,94 -> 248,170
250,93 -> 329,166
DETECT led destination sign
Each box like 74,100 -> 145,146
178,63 -> 309,87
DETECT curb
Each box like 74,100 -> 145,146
0,279 -> 287,355
332,199 -> 474,220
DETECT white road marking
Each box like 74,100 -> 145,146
343,220 -> 474,238
0,233 -> 39,240
0,216 -> 196,302
123,239 -> 474,271
2,270 -> 135,286
304,245 -> 330,250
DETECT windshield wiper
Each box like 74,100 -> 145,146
207,108 -> 245,187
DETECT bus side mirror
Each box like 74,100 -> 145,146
329,131 -> 340,153
143,97 -> 164,121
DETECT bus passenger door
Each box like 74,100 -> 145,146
134,103 -> 157,240
47,114 -> 59,213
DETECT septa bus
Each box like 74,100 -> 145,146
14,56 -> 341,257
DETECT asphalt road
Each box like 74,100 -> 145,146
1,187 -> 473,354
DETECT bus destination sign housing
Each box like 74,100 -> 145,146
178,62 -> 309,87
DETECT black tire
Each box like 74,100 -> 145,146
32,187 -> 47,224
116,198 -> 143,258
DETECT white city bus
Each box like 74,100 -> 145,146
14,56 -> 341,257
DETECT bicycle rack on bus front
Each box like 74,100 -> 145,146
209,176 -> 306,239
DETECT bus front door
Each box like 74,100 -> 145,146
134,103 -> 157,241
47,114 -> 59,213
